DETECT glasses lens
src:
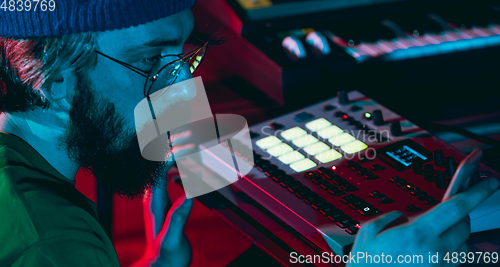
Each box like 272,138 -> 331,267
145,61 -> 185,98
188,45 -> 207,74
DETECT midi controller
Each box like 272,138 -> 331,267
199,90 -> 500,257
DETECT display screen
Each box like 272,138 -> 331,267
377,139 -> 433,170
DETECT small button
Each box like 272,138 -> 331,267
271,173 -> 287,183
295,187 -> 311,199
358,205 -> 381,216
320,203 -> 336,216
406,204 -> 423,212
287,181 -> 303,193
396,179 -> 407,187
379,196 -> 394,204
336,215 -> 353,228
342,194 -> 360,204
327,185 -> 342,196
265,169 -> 285,178
370,191 -> 385,198
334,111 -> 346,117
323,104 -> 336,111
270,122 -> 285,130
423,196 -> 439,205
327,208 -> 344,222
303,192 -> 319,205
249,131 -> 260,139
349,199 -> 367,210
350,105 -> 363,112
357,167 -> 369,176
364,173 -> 380,180
345,222 -> 361,235
371,164 -> 386,171
354,122 -> 364,129
295,112 -> 315,122
311,197 -> 327,210
390,176 -> 400,183
279,176 -> 294,187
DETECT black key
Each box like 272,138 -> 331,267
396,179 -> 407,187
280,176 -> 294,187
357,167 -> 369,176
311,197 -> 327,210
345,222 -> 361,235
371,164 -> 386,171
378,196 -> 394,204
323,104 -> 336,111
410,187 -> 425,197
318,179 -> 331,190
358,204 -> 381,216
349,199 -> 366,210
423,196 -> 439,205
320,203 -> 336,216
327,208 -> 344,222
342,184 -> 359,192
303,192 -> 319,205
316,166 -> 332,176
265,169 -> 284,178
270,122 -> 285,130
390,176 -> 400,183
350,105 -> 362,112
336,215 -> 353,228
249,131 -> 260,139
271,173 -> 286,182
327,185 -> 341,196
311,174 -> 323,184
295,112 -> 314,122
364,173 -> 380,180
335,111 -> 346,117
406,204 -> 423,212
417,191 -> 429,200
342,194 -> 360,204
262,164 -> 278,173
287,181 -> 303,193
370,191 -> 385,198
295,187 -> 311,199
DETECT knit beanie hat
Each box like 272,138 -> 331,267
0,0 -> 196,38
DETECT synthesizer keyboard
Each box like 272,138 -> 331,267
199,90 -> 500,256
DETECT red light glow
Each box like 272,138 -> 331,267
331,166 -> 337,171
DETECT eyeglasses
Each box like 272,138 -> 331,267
95,42 -> 208,99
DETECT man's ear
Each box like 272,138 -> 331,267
43,68 -> 76,102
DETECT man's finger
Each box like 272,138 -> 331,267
443,148 -> 482,201
417,178 -> 499,235
358,211 -> 405,238
438,220 -> 470,253
156,197 -> 193,250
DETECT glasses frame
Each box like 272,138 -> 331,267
95,41 -> 209,99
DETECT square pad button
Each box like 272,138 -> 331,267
290,158 -> 317,172
278,151 -> 305,164
281,127 -> 307,141
256,136 -> 282,149
304,142 -> 330,156
292,135 -> 318,148
329,133 -> 356,146
341,140 -> 368,154
305,118 -> 332,132
317,125 -> 344,139
267,143 -> 294,157
315,149 -> 343,163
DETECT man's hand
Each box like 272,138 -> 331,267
346,151 -> 499,267
133,130 -> 195,267
132,184 -> 193,267
349,178 -> 498,266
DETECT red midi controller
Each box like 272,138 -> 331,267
199,90 -> 500,257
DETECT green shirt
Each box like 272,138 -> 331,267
0,133 -> 120,266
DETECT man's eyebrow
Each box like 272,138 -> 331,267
122,37 -> 183,55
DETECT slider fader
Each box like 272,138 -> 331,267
200,90 -> 500,257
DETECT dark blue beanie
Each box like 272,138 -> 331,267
0,0 -> 196,38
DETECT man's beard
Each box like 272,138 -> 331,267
60,74 -> 190,200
